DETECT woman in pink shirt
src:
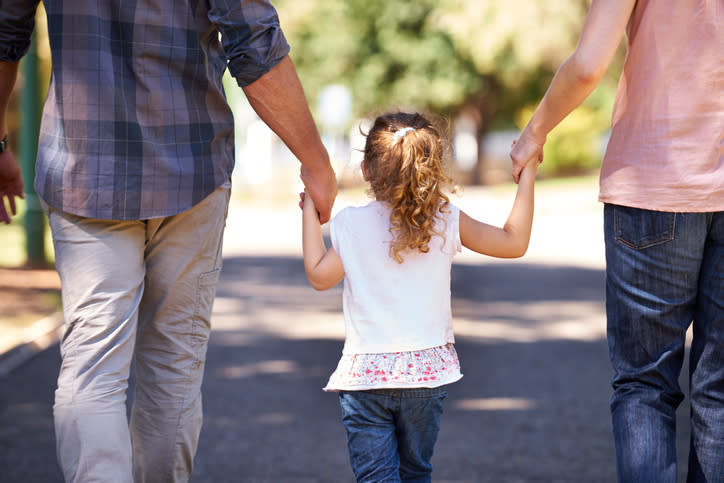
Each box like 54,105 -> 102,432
511,0 -> 723,481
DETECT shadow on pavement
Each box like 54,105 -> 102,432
0,254 -> 691,483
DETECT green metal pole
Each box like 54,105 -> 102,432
19,29 -> 46,267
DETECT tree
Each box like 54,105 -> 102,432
436,0 -> 621,177
276,0 -> 621,181
278,0 -> 480,121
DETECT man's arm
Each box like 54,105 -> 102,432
0,61 -> 19,140
0,60 -> 24,224
242,55 -> 337,223
510,0 -> 637,182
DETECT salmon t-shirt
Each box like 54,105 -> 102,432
599,0 -> 724,212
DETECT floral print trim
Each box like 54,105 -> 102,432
323,343 -> 462,392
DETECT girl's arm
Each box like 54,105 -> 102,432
510,0 -> 637,182
301,191 -> 344,291
460,161 -> 536,258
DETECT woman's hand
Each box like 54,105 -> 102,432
510,130 -> 544,184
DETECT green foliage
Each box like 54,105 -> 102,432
277,0 -> 480,124
9,1 -> 623,182
277,0 -> 597,123
276,0 -> 627,178
0,199 -> 54,268
434,0 -> 588,76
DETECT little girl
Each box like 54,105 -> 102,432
301,111 -> 537,482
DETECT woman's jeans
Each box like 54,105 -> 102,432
604,204 -> 723,482
339,387 -> 447,483
46,184 -> 230,483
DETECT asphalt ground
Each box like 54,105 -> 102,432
0,180 -> 693,482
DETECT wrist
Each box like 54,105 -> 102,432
301,155 -> 333,176
523,123 -> 546,147
520,163 -> 538,183
302,195 -> 316,216
0,134 -> 8,154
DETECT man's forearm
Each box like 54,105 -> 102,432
0,61 -> 20,137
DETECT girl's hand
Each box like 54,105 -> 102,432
299,180 -> 325,224
300,189 -> 322,225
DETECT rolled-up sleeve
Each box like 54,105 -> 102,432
208,0 -> 290,87
0,0 -> 41,62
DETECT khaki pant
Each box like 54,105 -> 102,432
46,185 -> 230,483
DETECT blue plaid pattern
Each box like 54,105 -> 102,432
0,0 -> 289,220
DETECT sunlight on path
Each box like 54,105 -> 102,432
218,178 -> 607,348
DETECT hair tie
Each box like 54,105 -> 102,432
393,127 -> 415,141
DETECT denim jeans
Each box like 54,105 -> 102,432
604,204 -> 724,483
338,387 -> 447,483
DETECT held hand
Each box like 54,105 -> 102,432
300,189 -> 317,215
510,129 -> 545,184
0,150 -> 25,224
299,190 -> 315,212
300,162 -> 337,224
517,154 -> 539,183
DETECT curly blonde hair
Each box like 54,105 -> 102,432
362,111 -> 455,263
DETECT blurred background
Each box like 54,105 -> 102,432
1,0 -> 625,254
6,3 -> 694,482
1,0 -> 624,267
1,0 -> 626,331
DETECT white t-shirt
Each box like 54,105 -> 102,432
330,201 -> 461,355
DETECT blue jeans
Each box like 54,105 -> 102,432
604,204 -> 724,482
338,387 -> 447,483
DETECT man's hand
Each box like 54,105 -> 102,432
300,162 -> 337,224
0,150 -> 24,224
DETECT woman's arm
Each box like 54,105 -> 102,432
460,161 -> 536,258
510,0 -> 637,182
301,191 -> 344,291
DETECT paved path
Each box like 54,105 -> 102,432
0,181 -> 692,482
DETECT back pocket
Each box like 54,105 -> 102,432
614,205 -> 675,249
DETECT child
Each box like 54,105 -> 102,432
301,111 -> 537,482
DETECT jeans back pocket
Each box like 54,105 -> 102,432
613,205 -> 676,250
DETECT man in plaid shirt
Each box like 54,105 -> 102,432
0,1 -> 336,481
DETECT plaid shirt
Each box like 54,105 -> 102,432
0,0 -> 289,220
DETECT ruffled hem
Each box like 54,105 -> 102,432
323,343 -> 462,392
